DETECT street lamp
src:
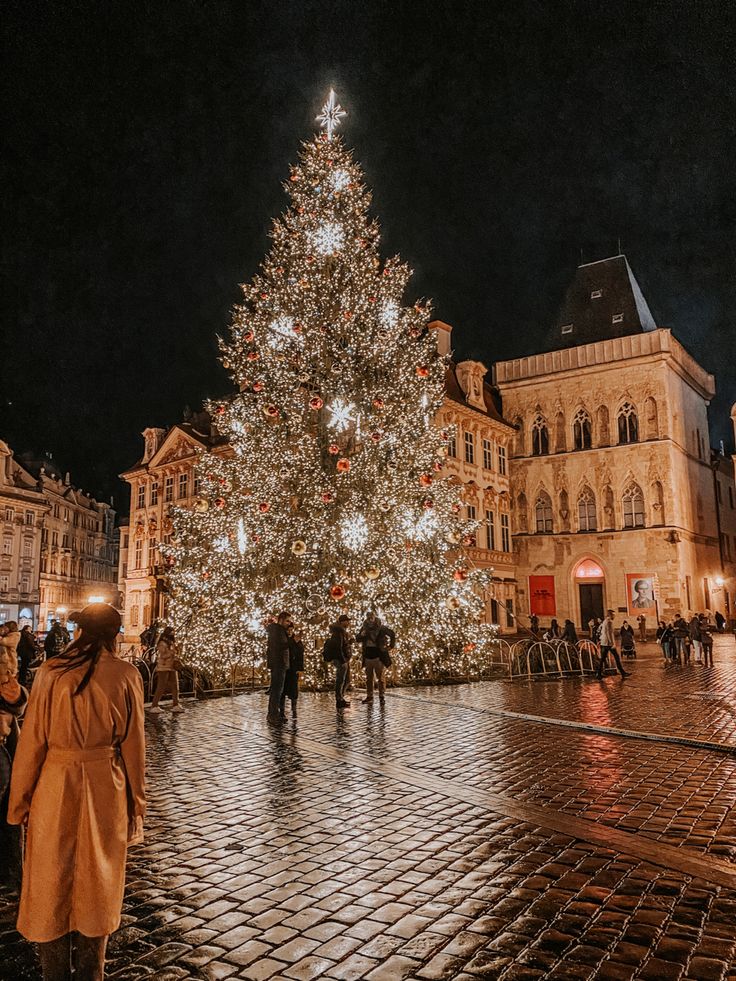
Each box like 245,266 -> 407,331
715,577 -> 725,588
87,595 -> 105,604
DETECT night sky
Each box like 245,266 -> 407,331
4,1 -> 735,511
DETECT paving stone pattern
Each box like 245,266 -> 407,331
1,638 -> 736,980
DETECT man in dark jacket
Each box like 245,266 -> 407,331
1,675 -> 28,888
43,620 -> 68,660
266,611 -> 291,723
17,626 -> 37,687
325,615 -> 352,709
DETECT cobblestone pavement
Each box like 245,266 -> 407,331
2,637 -> 736,980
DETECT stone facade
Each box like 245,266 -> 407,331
119,412 -> 228,644
494,327 -> 724,630
0,442 -> 48,627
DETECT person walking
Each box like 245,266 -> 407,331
17,626 -> 38,688
149,626 -> 184,714
596,610 -> 630,679
7,603 -> 145,981
265,611 -> 291,724
637,614 -> 647,643
620,620 -> 637,659
324,615 -> 352,709
281,625 -> 304,720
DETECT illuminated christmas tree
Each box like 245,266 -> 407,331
166,92 -> 494,682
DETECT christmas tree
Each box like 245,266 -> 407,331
166,92 -> 494,683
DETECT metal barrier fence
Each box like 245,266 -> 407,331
477,638 -> 605,680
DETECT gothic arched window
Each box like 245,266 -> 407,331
531,415 -> 549,456
573,409 -> 592,450
577,487 -> 597,532
617,402 -> 639,444
622,481 -> 645,528
535,491 -> 553,533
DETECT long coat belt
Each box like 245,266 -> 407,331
45,747 -> 120,763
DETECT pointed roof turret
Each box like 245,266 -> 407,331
549,254 -> 657,349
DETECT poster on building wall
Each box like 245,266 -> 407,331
625,573 -> 657,617
529,575 -> 556,616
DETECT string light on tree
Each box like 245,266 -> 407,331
164,90 -> 495,684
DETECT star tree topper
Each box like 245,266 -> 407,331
316,88 -> 347,140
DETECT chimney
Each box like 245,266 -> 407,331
428,320 -> 453,358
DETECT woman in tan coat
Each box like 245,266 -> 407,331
8,603 -> 146,981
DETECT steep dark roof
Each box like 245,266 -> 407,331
548,255 -> 657,350
444,364 -> 509,426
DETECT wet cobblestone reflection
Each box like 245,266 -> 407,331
1,639 -> 735,979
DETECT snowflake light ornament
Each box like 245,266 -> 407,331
340,514 -> 369,551
327,398 -> 357,432
311,221 -> 345,256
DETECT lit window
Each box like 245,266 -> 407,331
612,313 -> 624,324
591,289 -> 602,299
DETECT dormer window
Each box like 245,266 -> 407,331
591,289 -> 602,299
561,324 -> 573,335
612,313 -> 624,324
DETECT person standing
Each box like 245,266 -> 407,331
357,612 -> 381,662
689,614 -> 703,663
17,626 -> 37,688
637,614 -> 647,643
673,615 -> 689,664
324,615 -> 352,709
529,614 -> 540,637
714,610 -> 726,633
620,620 -> 637,658
149,626 -> 184,714
700,615 -> 714,667
43,621 -> 68,660
363,620 -> 395,705
266,612 -> 291,724
596,610 -> 630,679
560,619 -> 578,644
7,603 -> 145,981
1,673 -> 28,890
281,625 -> 304,720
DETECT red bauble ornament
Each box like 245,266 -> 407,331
369,431 -> 382,443
243,330 -> 255,342
462,535 -> 475,547
289,174 -> 299,182
328,443 -> 340,455
383,267 -> 391,277
419,474 -> 433,487
247,350 -> 259,362
252,381 -> 264,392
258,502 -> 270,513
451,503 -> 461,514
329,584 -> 345,601
422,498 -> 434,509
309,396 -> 324,411
409,326 -> 422,338
368,296 -> 376,303
415,365 -> 430,378
260,292 -> 268,299
202,570 -> 210,580
372,397 -> 385,410
343,310 -> 353,320
463,642 -> 476,653
433,460 -> 443,472
215,405 -> 226,416
214,497 -> 226,509
336,458 -> 351,473
263,404 -> 279,418
453,568 -> 468,582
321,491 -> 334,503
293,322 -> 304,334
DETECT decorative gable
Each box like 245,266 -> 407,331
455,360 -> 489,411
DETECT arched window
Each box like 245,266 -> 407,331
651,480 -> 665,526
617,402 -> 639,444
513,417 -> 524,457
535,491 -> 553,533
622,481 -> 645,528
573,409 -> 592,450
555,411 -> 566,453
597,405 -> 610,446
531,415 -> 549,456
644,397 -> 658,440
577,487 -> 597,532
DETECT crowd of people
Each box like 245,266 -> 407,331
266,609 -> 396,722
656,613 -> 716,666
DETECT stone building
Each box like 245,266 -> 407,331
431,322 -> 517,632
494,255 -> 724,630
0,442 -> 48,627
119,410 -> 228,644
35,462 -> 118,629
